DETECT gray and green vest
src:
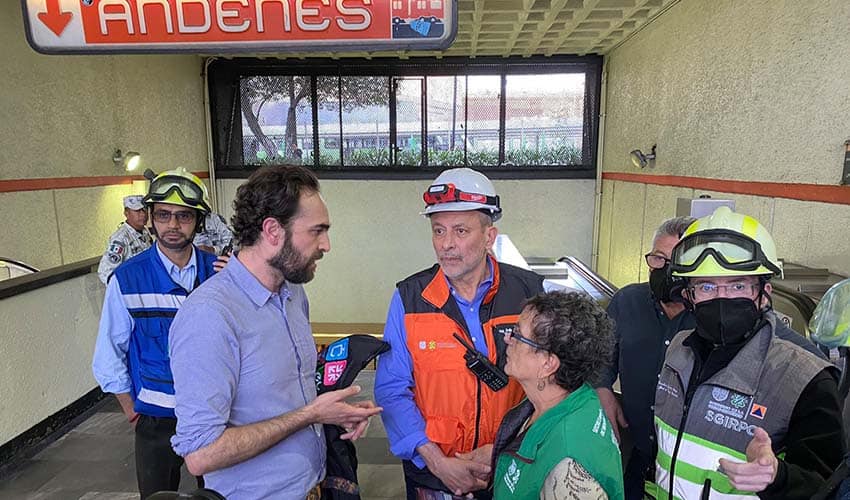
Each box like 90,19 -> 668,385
493,384 -> 624,499
654,315 -> 830,499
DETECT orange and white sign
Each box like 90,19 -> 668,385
22,0 -> 456,54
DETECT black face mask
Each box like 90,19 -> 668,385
693,297 -> 763,346
649,265 -> 676,303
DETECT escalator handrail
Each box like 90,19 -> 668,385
0,258 -> 40,274
557,256 -> 618,299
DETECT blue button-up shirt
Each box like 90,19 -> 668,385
169,254 -> 325,500
92,244 -> 198,394
375,261 -> 493,468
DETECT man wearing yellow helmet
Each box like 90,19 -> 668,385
92,168 -> 219,498
653,207 -> 844,499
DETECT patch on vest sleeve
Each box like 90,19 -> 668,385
107,241 -> 125,264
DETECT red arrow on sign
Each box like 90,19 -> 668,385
37,0 -> 72,37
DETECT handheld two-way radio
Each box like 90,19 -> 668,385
452,332 -> 509,392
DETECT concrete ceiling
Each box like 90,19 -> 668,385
447,0 -> 677,57
240,0 -> 679,60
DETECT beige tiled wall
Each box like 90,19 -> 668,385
598,0 -> 850,286
219,178 -> 597,322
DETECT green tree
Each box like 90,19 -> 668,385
241,76 -> 389,162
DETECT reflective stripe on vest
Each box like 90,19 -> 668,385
655,416 -> 753,499
653,317 -> 830,500
123,293 -> 186,310
137,387 -> 177,409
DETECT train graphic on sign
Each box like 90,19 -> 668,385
391,0 -> 446,39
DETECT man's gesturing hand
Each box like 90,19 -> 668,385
718,427 -> 778,492
307,385 -> 382,434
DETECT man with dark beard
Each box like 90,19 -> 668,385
168,165 -> 381,500
92,168 -> 218,498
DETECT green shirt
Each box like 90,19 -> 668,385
493,384 -> 625,499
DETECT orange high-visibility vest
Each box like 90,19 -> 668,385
397,257 -> 544,457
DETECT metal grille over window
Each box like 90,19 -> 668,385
504,74 -> 585,166
209,56 -> 601,178
239,76 -> 313,166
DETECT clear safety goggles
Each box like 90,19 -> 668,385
671,229 -> 781,275
423,183 -> 500,208
147,175 -> 206,207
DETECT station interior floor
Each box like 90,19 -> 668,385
0,370 -> 406,500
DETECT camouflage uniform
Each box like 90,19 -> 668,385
193,212 -> 234,254
97,222 -> 153,284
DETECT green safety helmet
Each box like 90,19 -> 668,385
809,278 -> 850,348
670,206 -> 782,278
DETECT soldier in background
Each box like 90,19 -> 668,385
194,212 -> 234,255
97,195 -> 153,284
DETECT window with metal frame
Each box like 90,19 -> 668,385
208,56 -> 602,179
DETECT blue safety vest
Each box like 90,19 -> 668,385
113,245 -> 217,417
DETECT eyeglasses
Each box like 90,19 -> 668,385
423,183 -> 500,208
689,282 -> 759,300
152,210 -> 196,224
507,327 -> 548,351
644,253 -> 670,270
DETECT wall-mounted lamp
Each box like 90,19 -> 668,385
630,144 -> 657,169
113,149 -> 141,172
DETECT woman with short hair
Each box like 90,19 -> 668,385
491,291 -> 624,499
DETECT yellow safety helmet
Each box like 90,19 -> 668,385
810,278 -> 850,348
670,206 -> 782,278
143,168 -> 211,215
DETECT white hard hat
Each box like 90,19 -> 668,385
422,168 -> 502,221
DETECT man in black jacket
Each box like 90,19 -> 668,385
596,216 -> 695,500
654,207 -> 843,500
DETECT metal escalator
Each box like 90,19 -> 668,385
0,258 -> 39,282
494,233 -> 847,396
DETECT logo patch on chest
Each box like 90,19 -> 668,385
707,388 -> 751,420
750,403 -> 767,419
702,387 -> 763,435
504,459 -> 521,493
